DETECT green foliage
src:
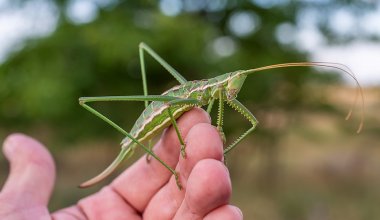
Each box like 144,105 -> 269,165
0,1 -> 344,140
0,1 -> 374,151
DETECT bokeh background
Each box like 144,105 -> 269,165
1,0 -> 380,219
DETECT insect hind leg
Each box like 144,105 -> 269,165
139,42 -> 189,162
139,42 -> 187,85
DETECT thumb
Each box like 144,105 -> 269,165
0,133 -> 55,207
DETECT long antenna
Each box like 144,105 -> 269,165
241,62 -> 364,133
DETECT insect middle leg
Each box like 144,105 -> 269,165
206,98 -> 215,114
166,98 -> 202,158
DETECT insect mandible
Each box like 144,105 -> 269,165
79,42 -> 364,189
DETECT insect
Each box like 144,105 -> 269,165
79,42 -> 364,189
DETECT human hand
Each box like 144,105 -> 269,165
0,108 -> 242,220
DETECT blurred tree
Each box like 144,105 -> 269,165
3,0 -> 374,136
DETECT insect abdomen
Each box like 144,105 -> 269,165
121,101 -> 192,148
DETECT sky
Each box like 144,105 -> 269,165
0,0 -> 379,86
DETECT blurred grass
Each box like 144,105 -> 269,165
227,86 -> 380,219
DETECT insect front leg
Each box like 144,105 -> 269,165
224,99 -> 258,155
217,89 -> 226,144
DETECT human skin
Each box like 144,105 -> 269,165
0,108 -> 243,220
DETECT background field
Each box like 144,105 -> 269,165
1,1 -> 379,219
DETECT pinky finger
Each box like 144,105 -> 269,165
204,205 -> 243,220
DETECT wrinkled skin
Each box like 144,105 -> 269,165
0,108 -> 243,220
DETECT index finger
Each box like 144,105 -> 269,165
110,108 -> 211,212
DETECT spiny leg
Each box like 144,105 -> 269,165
224,99 -> 258,155
79,95 -> 185,189
139,42 -> 188,162
217,89 -> 226,143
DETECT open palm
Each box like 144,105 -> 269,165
0,108 -> 242,220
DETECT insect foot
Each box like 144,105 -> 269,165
145,154 -> 152,163
180,143 -> 187,159
175,171 -> 183,190
145,141 -> 154,163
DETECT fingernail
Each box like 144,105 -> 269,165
204,109 -> 212,122
196,107 -> 212,123
222,162 -> 230,175
3,134 -> 19,157
3,133 -> 28,158
234,206 -> 243,218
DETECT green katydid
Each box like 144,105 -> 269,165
79,42 -> 364,189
